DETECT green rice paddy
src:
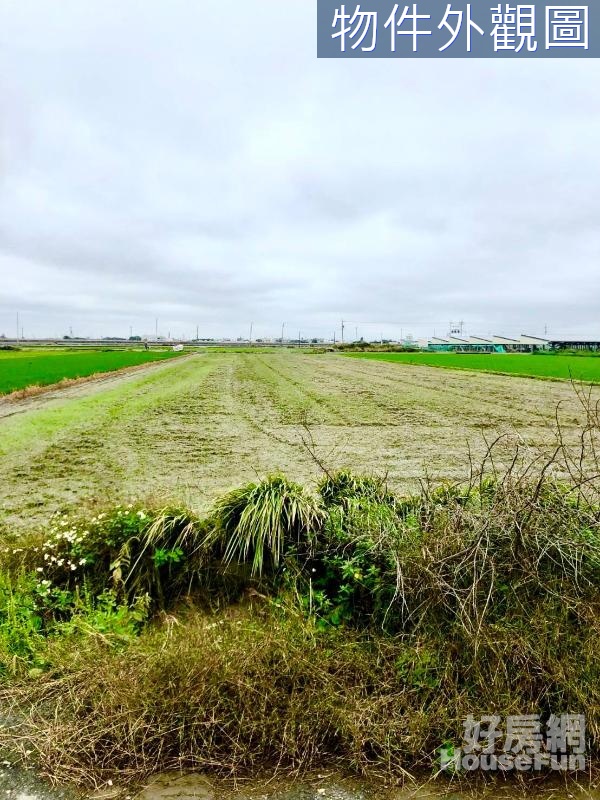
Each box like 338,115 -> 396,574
346,351 -> 600,383
0,348 -> 183,395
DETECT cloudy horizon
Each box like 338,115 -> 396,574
1,0 -> 599,342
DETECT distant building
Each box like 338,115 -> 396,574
425,334 -> 551,353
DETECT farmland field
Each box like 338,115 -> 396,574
346,351 -> 600,382
0,348 -> 183,395
0,350 -> 595,532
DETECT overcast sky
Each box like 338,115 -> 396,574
0,1 -> 599,341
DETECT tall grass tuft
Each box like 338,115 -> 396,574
207,475 -> 324,576
117,507 -> 207,604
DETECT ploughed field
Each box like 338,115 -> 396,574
0,348 -> 182,395
0,350 -> 595,531
348,351 -> 600,382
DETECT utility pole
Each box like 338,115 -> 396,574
341,319 -> 345,344
196,324 -> 199,342
249,322 -> 253,344
333,331 -> 336,345
281,322 -> 285,345
155,318 -> 158,340
298,330 -> 301,348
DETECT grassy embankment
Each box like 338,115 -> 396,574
1,396 -> 600,787
347,352 -> 600,383
0,349 -> 184,396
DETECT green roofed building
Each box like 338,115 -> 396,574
426,334 -> 551,353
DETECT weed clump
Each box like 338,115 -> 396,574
207,474 -> 324,576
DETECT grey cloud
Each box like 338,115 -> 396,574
0,1 -> 599,341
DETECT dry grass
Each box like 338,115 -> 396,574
3,377 -> 83,402
0,611 -> 460,787
2,585 -> 599,790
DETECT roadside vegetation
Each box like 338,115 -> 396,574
0,349 -> 184,396
348,351 -> 600,383
2,390 -> 600,788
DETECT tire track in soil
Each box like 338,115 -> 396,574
207,357 -> 320,483
224,355 -> 449,485
222,357 -> 326,467
246,355 -> 354,427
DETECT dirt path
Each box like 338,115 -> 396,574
0,352 -> 593,532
